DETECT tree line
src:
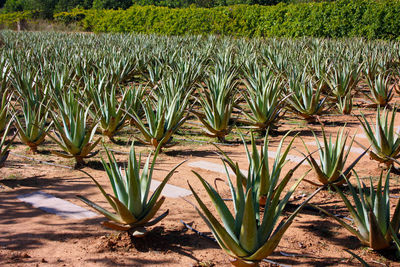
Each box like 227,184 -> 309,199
1,0 -> 332,18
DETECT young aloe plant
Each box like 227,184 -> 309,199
314,171 -> 400,250
130,92 -> 190,150
78,144 -> 185,235
87,77 -> 133,141
286,76 -> 328,122
394,69 -> 400,95
168,56 -> 206,93
215,130 -> 301,205
11,67 -> 46,107
302,127 -> 366,186
358,108 -> 400,168
309,50 -> 331,93
241,69 -> 286,132
324,63 -> 359,114
49,92 -> 100,168
365,74 -> 393,106
336,93 -> 353,115
192,66 -> 239,142
189,155 -> 320,266
14,98 -> 52,154
325,63 -> 360,99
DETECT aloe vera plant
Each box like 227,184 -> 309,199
336,93 -> 353,115
14,98 -> 52,153
241,68 -> 286,131
314,171 -> 400,250
325,63 -> 360,99
309,50 -> 331,93
394,69 -> 400,95
193,66 -> 239,142
98,55 -> 137,85
358,108 -> 400,168
11,67 -> 45,106
363,55 -> 380,82
302,127 -> 366,186
189,155 -> 320,266
324,63 -> 360,114
130,92 -> 190,150
215,130 -> 302,205
87,77 -> 133,141
49,92 -> 100,168
78,144 -> 185,235
168,56 -> 206,91
365,74 -> 393,106
286,76 -> 328,122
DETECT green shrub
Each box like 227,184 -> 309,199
54,0 -> 400,39
0,11 -> 33,26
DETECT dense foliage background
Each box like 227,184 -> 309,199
54,0 -> 400,39
0,0 -> 399,40
1,0 -> 333,16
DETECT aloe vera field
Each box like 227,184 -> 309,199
2,31 -> 400,266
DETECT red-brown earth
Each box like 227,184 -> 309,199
1,94 -> 400,266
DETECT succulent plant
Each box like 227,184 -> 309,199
314,171 -> 400,250
49,92 -> 100,168
78,143 -> 185,235
358,107 -> 400,168
302,127 -> 366,186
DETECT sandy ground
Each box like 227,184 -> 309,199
1,94 -> 400,266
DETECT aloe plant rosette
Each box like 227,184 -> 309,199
358,107 -> 400,167
193,67 -> 238,142
314,171 -> 400,250
215,130 -> 299,205
49,93 -> 100,168
87,78 -> 134,141
241,73 -> 286,131
365,74 -> 393,106
302,127 -> 366,186
286,77 -> 327,122
14,98 -> 52,153
78,144 -> 185,235
131,93 -> 190,150
189,148 -> 320,266
0,89 -> 11,137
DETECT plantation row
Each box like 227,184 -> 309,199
0,31 -> 400,164
1,31 -> 400,266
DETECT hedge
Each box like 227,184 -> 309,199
0,11 -> 34,26
52,0 -> 400,39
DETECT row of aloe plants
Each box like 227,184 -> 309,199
4,108 -> 400,265
72,123 -> 400,266
1,69 -> 400,168
0,32 -> 400,265
0,34 -> 399,163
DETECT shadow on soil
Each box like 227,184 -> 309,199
165,149 -> 220,158
0,175 -> 55,189
84,224 -> 220,266
85,257 -> 173,266
268,251 -> 359,266
85,160 -> 106,171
